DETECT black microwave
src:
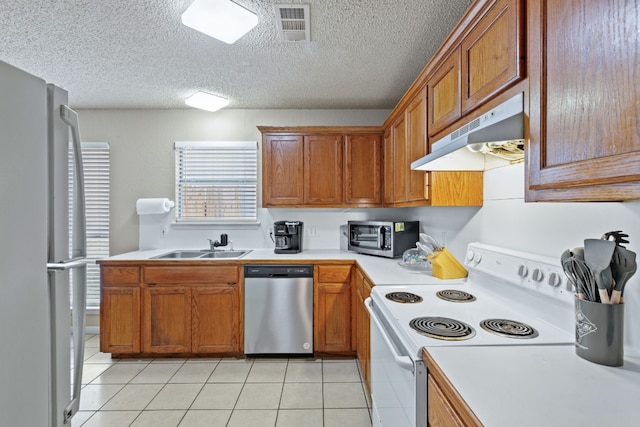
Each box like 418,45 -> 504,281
347,220 -> 419,258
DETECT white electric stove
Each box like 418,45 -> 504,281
366,242 -> 576,427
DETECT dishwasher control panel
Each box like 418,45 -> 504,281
244,264 -> 314,278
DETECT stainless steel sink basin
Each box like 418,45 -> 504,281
151,249 -> 251,259
199,250 -> 250,259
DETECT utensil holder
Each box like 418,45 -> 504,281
575,298 -> 624,367
428,248 -> 468,280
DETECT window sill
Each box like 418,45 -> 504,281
171,221 -> 262,230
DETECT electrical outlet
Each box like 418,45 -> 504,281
305,226 -> 320,237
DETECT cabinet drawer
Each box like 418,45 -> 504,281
144,266 -> 239,284
317,265 -> 352,283
102,267 -> 140,286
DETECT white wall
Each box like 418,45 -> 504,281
78,108 -> 391,254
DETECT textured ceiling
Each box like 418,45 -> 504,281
0,0 -> 472,109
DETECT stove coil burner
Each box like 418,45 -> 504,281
385,292 -> 423,304
480,319 -> 539,339
436,289 -> 476,303
409,317 -> 476,341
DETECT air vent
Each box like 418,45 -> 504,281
274,4 -> 310,42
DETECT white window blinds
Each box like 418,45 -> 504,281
175,141 -> 258,222
69,142 -> 110,310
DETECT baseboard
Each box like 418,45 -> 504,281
85,326 -> 100,335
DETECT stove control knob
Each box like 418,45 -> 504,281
473,252 -> 482,263
548,272 -> 562,287
532,268 -> 544,282
466,250 -> 475,262
517,265 -> 529,277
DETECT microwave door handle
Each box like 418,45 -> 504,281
377,226 -> 384,249
365,298 -> 414,371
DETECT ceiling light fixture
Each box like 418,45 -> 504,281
181,0 -> 258,44
185,92 -> 230,112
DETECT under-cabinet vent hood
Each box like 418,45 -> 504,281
411,93 -> 525,171
274,4 -> 310,42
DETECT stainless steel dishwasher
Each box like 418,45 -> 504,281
244,264 -> 314,355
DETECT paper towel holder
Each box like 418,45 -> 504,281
136,198 -> 175,215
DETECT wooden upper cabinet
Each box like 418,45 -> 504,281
262,134 -> 304,206
461,0 -> 524,114
382,128 -> 394,205
406,87 -> 428,202
428,0 -> 523,137
344,134 -> 381,206
428,49 -> 461,137
304,134 -> 344,205
260,127 -> 383,207
527,0 -> 640,201
391,114 -> 408,203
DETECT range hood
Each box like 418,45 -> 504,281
411,93 -> 525,171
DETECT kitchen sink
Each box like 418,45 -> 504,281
199,250 -> 250,259
151,250 -> 251,259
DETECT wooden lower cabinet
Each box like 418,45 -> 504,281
192,286 -> 241,353
424,349 -> 482,427
314,265 -> 353,354
100,264 -> 241,356
100,286 -> 141,353
142,286 -> 192,353
353,267 -> 373,398
100,266 -> 141,354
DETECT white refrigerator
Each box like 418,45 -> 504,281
0,61 -> 88,426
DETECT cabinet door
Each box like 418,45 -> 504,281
315,265 -> 352,353
143,286 -> 192,353
100,287 -> 141,353
354,268 -> 372,397
406,88 -> 428,202
428,49 -> 461,136
383,128 -> 394,205
192,286 -> 241,353
315,282 -> 352,353
527,0 -> 640,201
391,115 -> 408,203
262,134 -> 304,206
304,135 -> 344,205
461,0 -> 523,114
344,134 -> 382,205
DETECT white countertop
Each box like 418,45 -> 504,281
106,248 -> 465,286
425,345 -> 640,427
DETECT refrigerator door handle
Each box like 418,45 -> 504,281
60,104 -> 86,259
46,258 -> 88,271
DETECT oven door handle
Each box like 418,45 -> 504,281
365,297 -> 414,372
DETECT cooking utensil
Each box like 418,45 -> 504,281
601,230 -> 630,248
584,238 -> 616,303
562,248 -> 597,301
610,246 -> 637,304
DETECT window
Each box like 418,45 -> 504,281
175,141 -> 258,222
69,142 -> 110,310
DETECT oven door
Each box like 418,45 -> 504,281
366,298 -> 427,427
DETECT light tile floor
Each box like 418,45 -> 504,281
74,335 -> 372,427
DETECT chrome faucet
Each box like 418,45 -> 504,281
207,233 -> 228,250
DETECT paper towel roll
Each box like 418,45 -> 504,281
136,198 -> 175,215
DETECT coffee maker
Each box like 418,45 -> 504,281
273,221 -> 303,254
